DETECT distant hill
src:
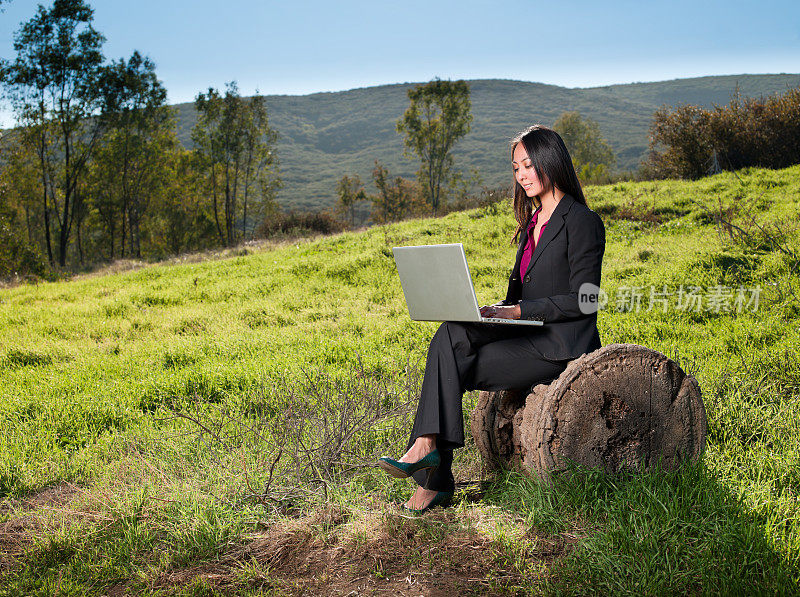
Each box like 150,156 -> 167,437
174,74 -> 800,211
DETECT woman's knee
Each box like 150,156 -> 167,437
471,350 -> 567,392
432,321 -> 466,345
439,321 -> 465,334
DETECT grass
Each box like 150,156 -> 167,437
1,165 -> 799,594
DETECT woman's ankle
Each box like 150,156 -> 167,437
407,487 -> 437,508
400,435 -> 437,463
415,434 -> 437,452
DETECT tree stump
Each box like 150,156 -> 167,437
469,343 -> 706,480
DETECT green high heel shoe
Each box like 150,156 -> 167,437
378,449 -> 441,489
400,491 -> 454,516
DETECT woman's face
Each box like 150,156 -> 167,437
512,142 -> 548,198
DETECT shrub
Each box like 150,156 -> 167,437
0,216 -> 47,280
643,86 -> 800,179
256,210 -> 346,237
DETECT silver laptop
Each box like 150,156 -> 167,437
392,243 -> 543,326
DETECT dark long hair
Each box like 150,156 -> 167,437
510,125 -> 586,242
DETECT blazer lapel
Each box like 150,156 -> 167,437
524,194 -> 575,277
513,221 -> 529,270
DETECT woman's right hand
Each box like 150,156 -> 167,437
479,304 -> 498,317
480,303 -> 521,319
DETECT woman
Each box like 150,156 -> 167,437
379,125 -> 606,514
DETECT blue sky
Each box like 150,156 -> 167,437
1,0 -> 798,126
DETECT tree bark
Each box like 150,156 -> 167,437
471,343 -> 707,480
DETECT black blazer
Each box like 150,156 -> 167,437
503,193 -> 606,361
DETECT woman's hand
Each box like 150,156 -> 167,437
480,303 -> 522,320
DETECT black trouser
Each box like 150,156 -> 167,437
407,322 -> 570,492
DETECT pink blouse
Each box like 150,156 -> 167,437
519,207 -> 548,278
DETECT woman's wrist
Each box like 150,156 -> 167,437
486,304 -> 522,319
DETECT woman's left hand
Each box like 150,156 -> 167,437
480,304 -> 522,320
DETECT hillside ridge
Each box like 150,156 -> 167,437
169,73 -> 800,211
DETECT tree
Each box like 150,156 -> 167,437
643,86 -> 800,179
335,174 -> 366,228
148,148 -> 218,256
369,161 -> 425,224
240,94 -> 281,237
396,79 -> 472,215
446,167 -> 484,205
643,105 -> 711,180
0,138 -> 47,278
90,51 -> 174,259
1,0 -> 106,267
553,112 -> 616,183
0,137 -> 42,248
192,82 -> 280,246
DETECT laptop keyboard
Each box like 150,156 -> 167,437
480,317 -> 543,326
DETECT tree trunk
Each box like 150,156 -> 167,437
123,134 -> 133,258
224,162 -> 233,246
24,205 -> 33,245
109,213 -> 115,261
76,215 -> 84,265
57,119 -> 72,268
129,188 -> 141,259
58,190 -> 70,268
121,206 -> 127,258
38,145 -> 54,266
41,173 -> 54,266
470,344 -> 707,480
211,164 -> 224,245
231,156 -> 240,244
242,156 -> 251,237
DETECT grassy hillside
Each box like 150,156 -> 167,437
1,166 -> 799,594
171,74 -> 800,211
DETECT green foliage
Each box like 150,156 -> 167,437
0,1 -> 213,271
645,85 -> 800,179
369,161 -> 427,224
553,111 -> 616,183
3,68 -> 799,273
0,216 -> 46,279
89,51 -> 175,260
255,209 -> 345,237
1,0 -> 106,268
193,82 -> 281,247
396,78 -> 472,214
0,175 -> 46,279
335,174 -> 367,228
144,147 -> 221,257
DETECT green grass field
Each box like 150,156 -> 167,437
1,166 -> 799,595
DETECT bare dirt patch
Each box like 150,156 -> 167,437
2,483 -> 578,595
0,482 -> 82,572
147,496 -> 569,596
